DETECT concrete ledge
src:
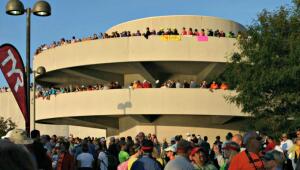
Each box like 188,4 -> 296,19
33,36 -> 239,73
35,88 -> 244,121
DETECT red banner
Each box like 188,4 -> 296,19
0,44 -> 28,127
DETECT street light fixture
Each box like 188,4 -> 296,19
5,0 -> 51,134
5,0 -> 24,15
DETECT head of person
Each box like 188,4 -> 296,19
176,139 -> 192,157
127,136 -> 132,142
1,129 -> 33,145
109,136 -> 115,145
204,136 -> 208,142
212,143 -> 221,154
0,140 -> 37,170
137,132 -> 145,143
263,150 -> 285,169
30,129 -> 40,140
147,133 -> 152,139
189,147 -> 208,165
222,141 -> 240,160
130,144 -> 141,156
216,136 -> 221,141
82,143 -> 89,153
120,141 -> 127,151
226,132 -> 233,141
164,145 -> 176,159
266,136 -> 274,144
281,133 -> 289,142
141,140 -> 153,154
297,129 -> 300,138
60,141 -> 70,153
232,134 -> 243,147
175,135 -> 181,143
41,135 -> 50,144
120,137 -> 126,143
243,131 -> 262,153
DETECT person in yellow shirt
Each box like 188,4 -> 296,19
127,145 -> 142,170
289,137 -> 300,169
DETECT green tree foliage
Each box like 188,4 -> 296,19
0,117 -> 16,137
222,2 -> 300,137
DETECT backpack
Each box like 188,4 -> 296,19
103,151 -> 118,170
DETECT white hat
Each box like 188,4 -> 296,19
164,144 -> 177,152
1,129 -> 33,145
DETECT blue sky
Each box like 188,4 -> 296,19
0,0 -> 293,87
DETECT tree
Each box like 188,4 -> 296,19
222,1 -> 300,137
0,116 -> 17,137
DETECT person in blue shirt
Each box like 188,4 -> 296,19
131,140 -> 163,170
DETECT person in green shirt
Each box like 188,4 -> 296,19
119,142 -> 130,163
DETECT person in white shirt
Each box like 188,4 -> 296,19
280,133 -> 293,154
98,145 -> 108,170
77,143 -> 94,170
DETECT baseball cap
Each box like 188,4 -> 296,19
222,141 -> 240,152
190,147 -> 206,156
243,131 -> 262,145
164,144 -> 177,152
1,129 -> 33,145
141,140 -> 153,152
263,150 -> 285,164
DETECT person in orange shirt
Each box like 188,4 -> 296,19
210,81 -> 219,89
228,131 -> 264,170
220,82 -> 229,90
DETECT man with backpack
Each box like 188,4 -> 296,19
131,140 -> 163,170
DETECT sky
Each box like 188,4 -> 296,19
0,0 -> 293,87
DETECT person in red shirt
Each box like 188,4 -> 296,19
229,131 -> 265,170
194,29 -> 200,36
181,27 -> 187,35
142,80 -> 152,88
56,142 -> 75,170
187,28 -> 193,35
263,136 -> 276,153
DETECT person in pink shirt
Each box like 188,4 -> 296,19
199,29 -> 206,36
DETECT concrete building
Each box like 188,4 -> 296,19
0,15 -> 247,141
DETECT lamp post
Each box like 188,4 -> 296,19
6,0 -> 51,134
32,66 -> 46,130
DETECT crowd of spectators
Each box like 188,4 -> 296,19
1,128 -> 300,170
0,86 -> 9,93
35,80 -> 229,99
158,80 -> 228,90
35,27 -> 240,55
